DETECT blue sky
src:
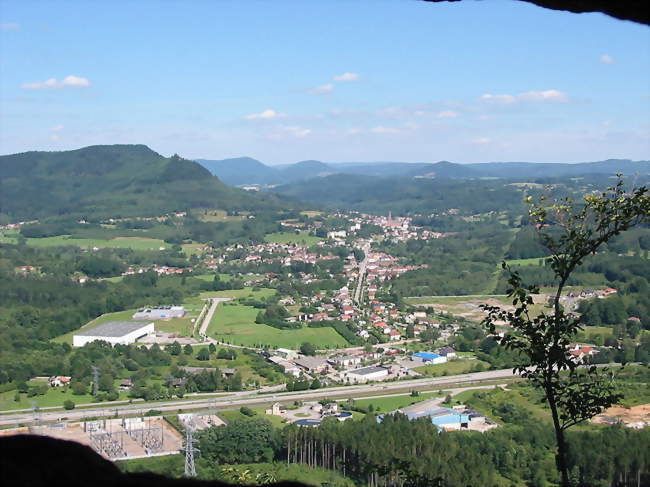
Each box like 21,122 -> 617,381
1,0 -> 649,164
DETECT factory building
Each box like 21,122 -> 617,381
73,321 -> 155,347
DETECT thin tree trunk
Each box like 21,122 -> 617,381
547,385 -> 570,487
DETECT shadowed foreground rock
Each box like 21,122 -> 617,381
0,435 -> 309,487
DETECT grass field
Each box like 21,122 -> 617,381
504,257 -> 547,267
0,233 -> 170,250
0,380 -> 130,411
193,209 -> 245,222
219,408 -> 288,428
351,391 -> 444,412
264,231 -> 322,246
118,456 -> 354,486
404,295 -> 510,306
413,359 -> 491,377
208,302 -> 349,349
193,273 -> 233,283
576,325 -> 614,342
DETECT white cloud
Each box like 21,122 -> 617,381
49,125 -> 64,132
61,75 -> 90,87
519,90 -> 568,102
481,89 -> 568,104
371,126 -> 401,134
600,54 -> 615,64
435,110 -> 459,118
278,126 -> 311,137
310,84 -> 334,95
472,137 -> 491,144
245,109 -> 284,120
333,72 -> 360,82
481,93 -> 517,104
50,134 -> 60,141
21,75 -> 90,90
1,23 -> 20,31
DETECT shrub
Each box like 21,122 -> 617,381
240,406 -> 256,417
63,400 -> 75,410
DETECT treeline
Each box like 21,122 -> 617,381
196,413 -> 650,486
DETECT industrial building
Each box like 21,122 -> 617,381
382,399 -> 498,432
411,352 -> 447,365
73,321 -> 155,347
132,306 -> 185,320
340,365 -> 389,384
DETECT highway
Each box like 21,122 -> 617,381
0,368 -> 520,427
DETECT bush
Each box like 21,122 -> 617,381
239,406 -> 256,417
63,400 -> 75,410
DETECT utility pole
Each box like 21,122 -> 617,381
183,416 -> 199,477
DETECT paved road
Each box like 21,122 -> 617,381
198,297 -> 231,339
353,248 -> 369,304
0,368 -> 520,427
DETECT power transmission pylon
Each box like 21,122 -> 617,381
183,416 -> 199,477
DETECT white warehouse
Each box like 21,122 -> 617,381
73,321 -> 155,347
340,365 -> 389,384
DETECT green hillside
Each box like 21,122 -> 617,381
0,144 -> 287,220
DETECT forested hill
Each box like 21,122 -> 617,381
196,156 -> 650,186
0,145 -> 290,220
270,174 -> 529,215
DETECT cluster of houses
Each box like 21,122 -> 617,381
121,265 -> 188,276
264,345 -> 460,385
0,220 -> 37,230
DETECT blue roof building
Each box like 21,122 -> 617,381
412,352 -> 441,360
411,352 -> 446,363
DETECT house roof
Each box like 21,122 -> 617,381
294,356 -> 328,370
346,365 -> 388,376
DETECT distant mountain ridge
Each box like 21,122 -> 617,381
196,157 -> 649,186
0,145 -> 287,220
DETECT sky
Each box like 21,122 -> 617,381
1,0 -> 649,164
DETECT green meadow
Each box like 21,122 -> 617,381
264,231 -> 322,246
208,302 -> 348,350
0,233 -> 170,250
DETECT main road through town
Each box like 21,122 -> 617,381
0,368 -> 521,427
353,244 -> 370,304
